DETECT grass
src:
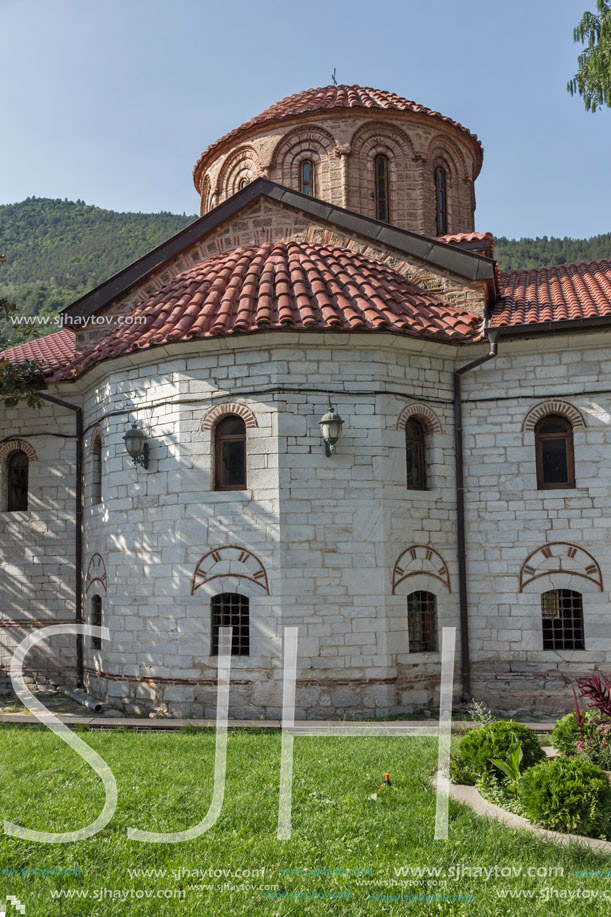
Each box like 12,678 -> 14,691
0,728 -> 611,915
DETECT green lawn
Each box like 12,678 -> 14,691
0,726 -> 611,915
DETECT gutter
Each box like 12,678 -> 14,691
37,392 -> 84,688
453,327 -> 500,701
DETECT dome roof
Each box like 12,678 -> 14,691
55,240 -> 482,380
193,84 -> 483,189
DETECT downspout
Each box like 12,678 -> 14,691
454,326 -> 500,701
37,392 -> 84,688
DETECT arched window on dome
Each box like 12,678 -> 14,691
215,416 -> 247,491
238,178 -> 248,190
535,415 -> 575,489
299,159 -> 316,196
374,154 -> 390,222
405,418 -> 426,490
435,166 -> 448,235
7,449 -> 29,512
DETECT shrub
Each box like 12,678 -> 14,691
518,757 -> 611,837
551,710 -> 604,757
451,720 -> 544,785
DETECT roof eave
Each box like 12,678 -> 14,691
60,179 -> 496,322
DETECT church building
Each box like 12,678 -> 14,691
1,84 -> 610,718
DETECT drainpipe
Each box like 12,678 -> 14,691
37,392 -> 84,688
454,326 -> 500,701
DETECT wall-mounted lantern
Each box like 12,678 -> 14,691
319,404 -> 344,457
123,422 -> 149,468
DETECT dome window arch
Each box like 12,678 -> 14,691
374,153 -> 390,222
405,418 -> 426,490
434,165 -> 448,235
299,159 -> 316,197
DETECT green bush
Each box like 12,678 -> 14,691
518,757 -> 611,837
551,711 -> 600,756
451,721 -> 544,785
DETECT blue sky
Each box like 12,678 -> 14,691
1,0 -> 609,239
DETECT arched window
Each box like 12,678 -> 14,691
211,593 -> 250,655
535,415 -> 575,489
541,589 -> 584,650
405,419 -> 426,490
407,591 -> 437,652
7,450 -> 29,512
91,594 -> 103,650
92,437 -> 102,506
238,178 -> 248,190
299,159 -> 316,196
435,166 -> 447,235
374,154 -> 390,222
215,416 -> 247,490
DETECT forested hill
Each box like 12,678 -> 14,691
494,235 -> 611,272
1,197 -> 610,320
0,197 -> 196,318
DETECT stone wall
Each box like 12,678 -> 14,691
0,399 -> 79,691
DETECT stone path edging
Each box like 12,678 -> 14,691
446,777 -> 611,855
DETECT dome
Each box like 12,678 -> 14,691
193,85 -> 482,237
55,240 -> 482,380
193,85 -> 483,189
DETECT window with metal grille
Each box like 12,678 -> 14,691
374,154 -> 390,222
211,593 -> 250,656
215,415 -> 247,490
435,166 -> 447,235
92,437 -> 102,505
541,589 -> 584,650
7,450 -> 29,512
535,415 -> 575,489
405,418 -> 426,490
299,159 -> 316,196
407,591 -> 437,652
91,595 -> 102,650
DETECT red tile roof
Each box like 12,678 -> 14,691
0,329 -> 75,373
494,259 -> 611,326
54,241 -> 483,380
193,85 -> 483,189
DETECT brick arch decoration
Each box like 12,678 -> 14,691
216,145 -> 262,200
270,126 -> 338,200
349,121 -> 417,226
86,553 -> 107,595
522,400 -> 587,432
0,440 -> 38,463
200,175 -> 211,213
392,545 -> 451,594
200,402 -> 258,432
519,542 -> 603,592
191,545 -> 270,595
425,134 -> 470,181
89,425 -> 103,454
396,403 -> 442,434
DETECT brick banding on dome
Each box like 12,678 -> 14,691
193,84 -> 483,191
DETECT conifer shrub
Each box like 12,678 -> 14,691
518,757 -> 611,837
451,720 -> 544,785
